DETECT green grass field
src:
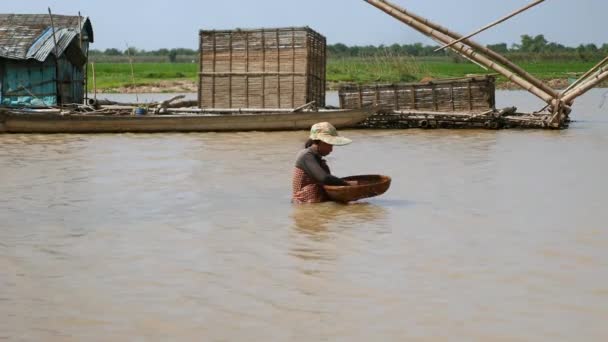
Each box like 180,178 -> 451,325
88,59 -> 599,91
327,57 -> 598,84
88,63 -> 198,90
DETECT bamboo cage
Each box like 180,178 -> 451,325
199,27 -> 326,109
339,76 -> 495,112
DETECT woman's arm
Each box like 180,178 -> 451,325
299,153 -> 348,186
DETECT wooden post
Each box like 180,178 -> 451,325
48,8 -> 62,106
92,62 -> 97,103
125,43 -> 138,103
78,12 -> 82,49
84,50 -> 89,104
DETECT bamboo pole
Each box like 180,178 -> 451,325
92,62 -> 97,103
561,56 -> 608,95
48,8 -> 62,106
365,0 -> 556,104
435,0 -> 545,52
125,43 -> 139,103
368,0 -> 558,99
562,68 -> 608,104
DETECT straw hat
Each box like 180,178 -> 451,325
309,122 -> 352,146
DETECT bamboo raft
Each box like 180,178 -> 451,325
339,76 -> 561,129
357,107 -> 562,129
364,0 -> 608,129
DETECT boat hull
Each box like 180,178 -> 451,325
0,109 -> 371,134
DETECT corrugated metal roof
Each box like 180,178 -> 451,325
26,28 -> 79,62
0,14 -> 93,61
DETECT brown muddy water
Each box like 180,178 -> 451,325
1,90 -> 607,341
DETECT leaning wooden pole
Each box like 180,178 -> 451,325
368,0 -> 559,99
435,0 -> 545,52
561,56 -> 608,95
562,68 -> 608,104
364,0 -> 556,105
48,7 -> 63,106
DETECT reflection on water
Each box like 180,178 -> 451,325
1,90 -> 608,341
291,202 -> 388,235
290,203 -> 388,262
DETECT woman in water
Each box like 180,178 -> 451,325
292,122 -> 354,204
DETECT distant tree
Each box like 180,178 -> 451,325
124,47 -> 139,56
583,43 -> 598,53
329,43 -> 349,57
519,34 -> 548,52
104,48 -> 122,56
388,43 -> 402,55
168,49 -> 178,63
487,43 -> 508,53
174,48 -> 197,55
545,42 -> 567,52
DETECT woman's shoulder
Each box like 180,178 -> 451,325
295,147 -> 312,159
295,147 -> 320,165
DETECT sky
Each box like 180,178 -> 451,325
3,0 -> 607,51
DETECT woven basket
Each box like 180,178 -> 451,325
324,175 -> 391,203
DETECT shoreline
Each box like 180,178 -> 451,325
98,78 -> 606,94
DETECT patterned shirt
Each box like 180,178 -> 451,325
291,147 -> 347,204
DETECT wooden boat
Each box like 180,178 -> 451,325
324,175 -> 392,203
0,108 -> 372,134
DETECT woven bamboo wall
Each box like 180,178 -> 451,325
199,27 -> 326,109
339,76 -> 496,112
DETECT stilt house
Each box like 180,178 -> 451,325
0,14 -> 93,107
